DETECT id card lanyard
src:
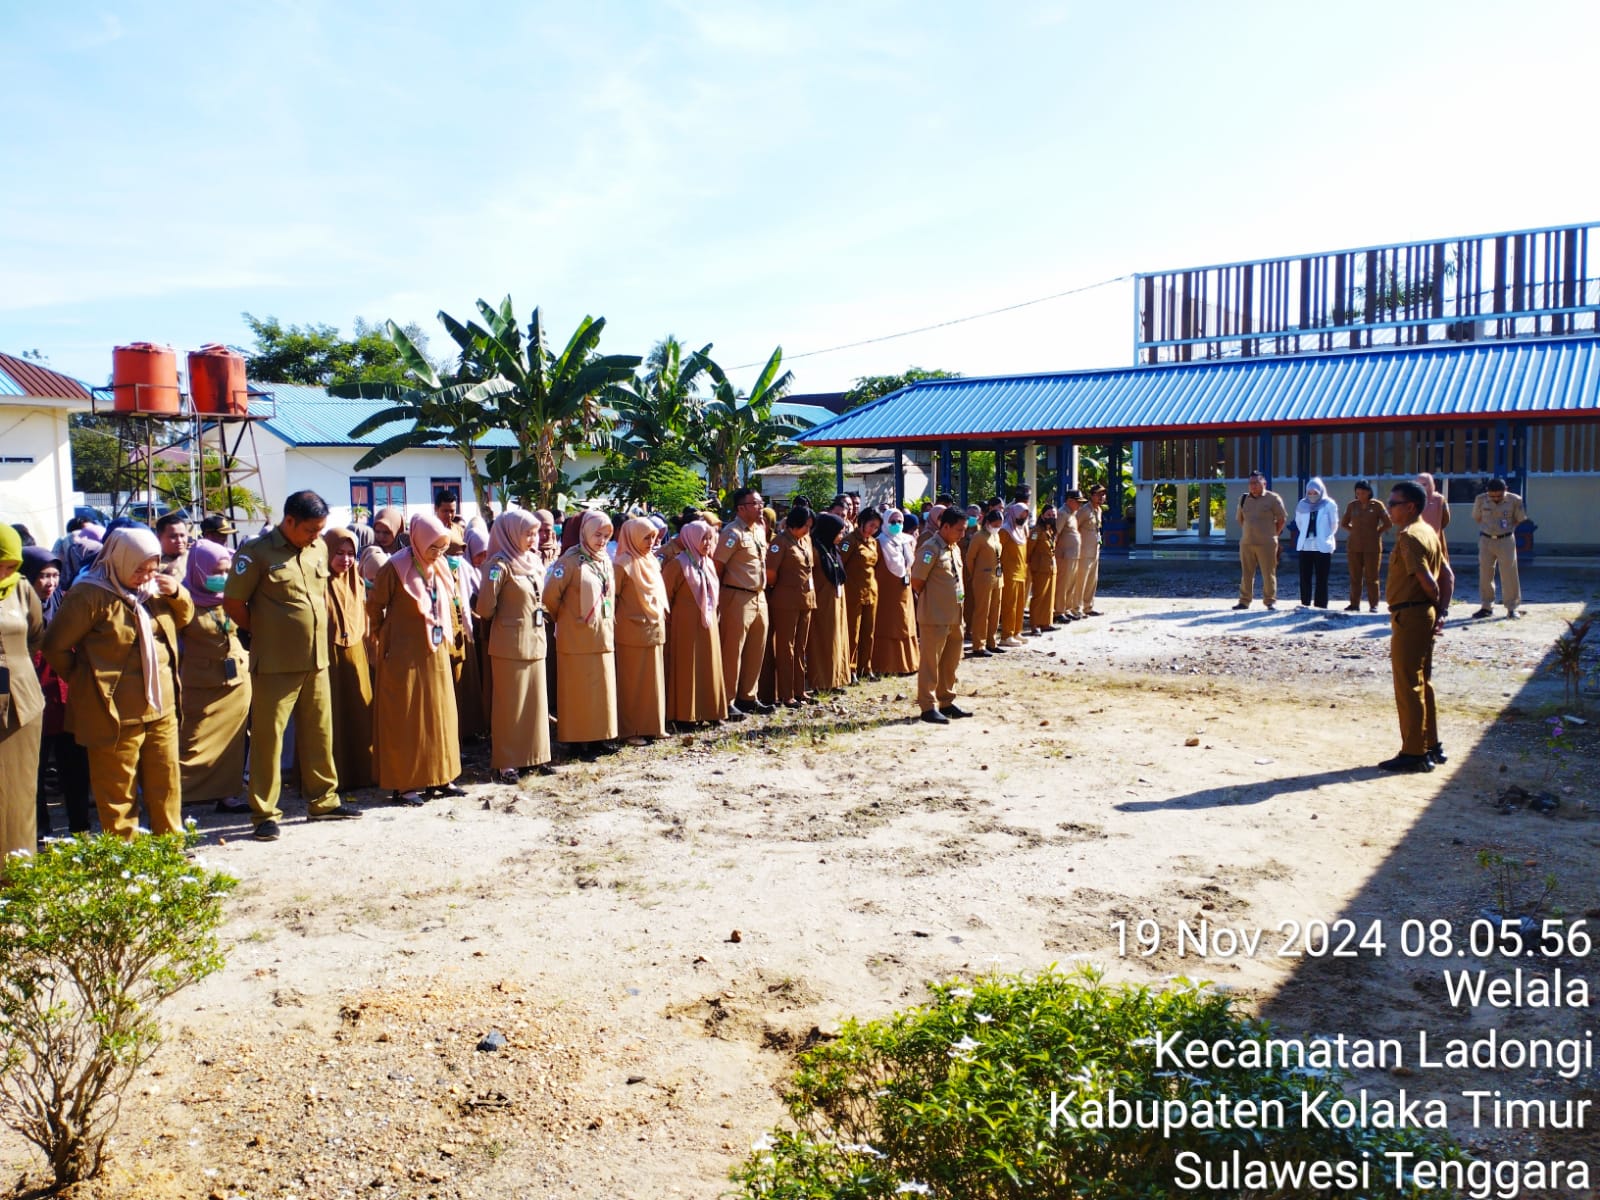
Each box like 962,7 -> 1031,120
429,578 -> 445,646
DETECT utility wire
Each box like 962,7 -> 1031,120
728,272 -> 1133,370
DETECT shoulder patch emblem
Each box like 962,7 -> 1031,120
769,543 -> 781,554
921,550 -> 934,562
724,535 -> 737,548
550,565 -> 564,579
234,555 -> 252,575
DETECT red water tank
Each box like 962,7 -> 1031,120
188,344 -> 248,415
111,343 -> 182,414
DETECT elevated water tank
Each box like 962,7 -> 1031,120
111,342 -> 181,414
188,344 -> 249,415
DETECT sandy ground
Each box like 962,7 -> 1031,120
5,558 -> 1598,1199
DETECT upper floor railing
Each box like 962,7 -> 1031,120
1133,221 -> 1600,365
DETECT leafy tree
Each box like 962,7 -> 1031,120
241,313 -> 437,387
842,367 -> 960,411
584,335 -> 715,506
153,447 -> 264,519
441,299 -> 641,510
68,416 -> 130,502
635,461 -> 708,515
698,347 -> 806,502
335,322 -> 509,514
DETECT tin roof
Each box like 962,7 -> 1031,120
0,353 -> 93,400
251,382 -> 521,449
798,336 -> 1600,447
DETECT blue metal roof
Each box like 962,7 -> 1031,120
771,401 -> 830,426
250,382 -> 520,449
798,336 -> 1600,446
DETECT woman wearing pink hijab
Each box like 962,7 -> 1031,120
366,513 -> 464,803
661,519 -> 728,725
612,517 -> 669,743
475,509 -> 551,782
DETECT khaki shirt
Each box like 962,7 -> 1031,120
767,531 -> 815,612
542,549 -> 615,655
1027,528 -> 1057,574
1237,490 -> 1288,546
0,583 -> 45,732
1055,510 -> 1083,557
1472,491 -> 1527,536
1075,502 -> 1103,552
1341,498 -> 1391,554
964,528 -> 1002,590
840,531 -> 879,603
1387,522 -> 1443,607
473,553 -> 547,662
713,515 -> 766,592
224,526 -> 331,675
180,605 -> 248,691
911,534 -> 964,626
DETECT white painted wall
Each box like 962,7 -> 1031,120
0,401 -> 83,544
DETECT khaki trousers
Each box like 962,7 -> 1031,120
1057,555 -> 1083,615
1000,577 -> 1027,639
718,587 -> 768,703
1348,549 -> 1382,607
770,607 -> 812,703
845,592 -> 876,676
1389,606 -> 1438,755
1077,552 -> 1101,613
248,669 -> 340,823
917,622 -> 963,712
969,579 -> 1001,650
86,713 -> 182,840
1478,536 -> 1520,612
1239,542 -> 1278,604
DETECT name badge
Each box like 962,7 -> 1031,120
431,624 -> 445,647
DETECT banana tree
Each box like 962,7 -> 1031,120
335,321 -> 508,513
585,335 -> 716,505
697,346 -> 805,501
441,298 -> 641,510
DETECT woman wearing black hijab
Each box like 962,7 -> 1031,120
806,512 -> 851,692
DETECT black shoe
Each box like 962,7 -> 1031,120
307,804 -> 362,821
252,818 -> 281,842
969,649 -> 993,658
940,704 -> 973,719
1344,604 -> 1360,612
725,703 -> 749,721
215,796 -> 251,814
1085,609 -> 1104,617
1378,753 -> 1434,773
436,783 -> 468,798
1426,744 -> 1448,765
1232,602 -> 1250,610
1472,608 -> 1492,619
389,790 -> 426,806
990,644 -> 1008,652
920,708 -> 951,725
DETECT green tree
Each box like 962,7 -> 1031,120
335,322 -> 509,514
241,313 -> 436,387
441,298 -> 641,510
584,335 -> 715,506
698,347 -> 806,502
153,447 -> 264,519
635,461 -> 708,516
841,366 -> 960,410
68,416 -> 130,502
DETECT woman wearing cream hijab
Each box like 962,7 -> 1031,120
366,513 -> 464,803
474,509 -> 552,781
43,527 -> 193,839
612,517 -> 669,743
542,511 -> 619,759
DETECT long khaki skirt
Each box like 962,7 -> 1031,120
490,655 -> 551,769
179,680 -> 250,803
555,649 -> 618,744
871,570 -> 919,676
0,714 -> 42,859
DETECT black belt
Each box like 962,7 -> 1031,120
1479,532 -> 1512,539
724,583 -> 760,593
1390,600 -> 1435,612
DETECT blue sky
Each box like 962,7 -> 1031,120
5,0 -> 1598,393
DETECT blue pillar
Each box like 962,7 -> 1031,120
958,448 -> 970,507
834,447 -> 845,496
938,442 -> 953,496
893,448 -> 905,506
995,448 -> 1006,500
1493,420 -> 1510,478
1296,432 -> 1311,498
1054,442 -> 1069,506
1258,431 -> 1274,489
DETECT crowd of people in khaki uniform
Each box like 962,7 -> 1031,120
0,463 -> 1531,855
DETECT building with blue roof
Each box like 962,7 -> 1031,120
799,221 -> 1600,552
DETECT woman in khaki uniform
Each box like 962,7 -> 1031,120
178,539 -> 251,811
806,512 -> 851,693
871,508 -> 919,676
543,511 -> 619,758
841,509 -> 881,682
998,502 -> 1030,645
474,509 -> 552,781
1026,507 -> 1059,634
766,507 -> 816,706
323,527 -> 376,790
42,527 -> 193,839
0,525 -> 46,858
662,520 -> 728,725
613,517 -> 669,743
366,514 -> 463,803
964,508 -> 1004,655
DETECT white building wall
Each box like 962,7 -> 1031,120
0,402 -> 83,544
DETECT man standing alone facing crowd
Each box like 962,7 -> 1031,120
912,508 -> 971,724
1472,478 -> 1528,620
714,488 -> 772,719
1234,471 -> 1287,610
1381,480 -> 1453,773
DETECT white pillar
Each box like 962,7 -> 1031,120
1135,484 -> 1155,543
1024,442 -> 1037,507
1173,483 -> 1189,532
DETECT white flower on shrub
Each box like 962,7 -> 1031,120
948,987 -> 974,1000
948,1035 -> 980,1059
751,1133 -> 775,1153
974,1012 -> 993,1024
896,1183 -> 932,1195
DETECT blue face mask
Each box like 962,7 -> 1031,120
203,574 -> 227,593
887,523 -> 903,537
967,516 -> 978,528
553,524 -> 563,538
446,555 -> 461,571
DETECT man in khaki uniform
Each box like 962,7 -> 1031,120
714,487 -> 772,717
1471,478 -> 1528,620
1382,480 -> 1452,773
1234,471 -> 1287,609
1054,490 -> 1084,620
1074,485 -> 1105,616
913,508 -> 972,724
223,490 -> 359,841
156,511 -> 190,580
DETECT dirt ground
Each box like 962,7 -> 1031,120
6,558 -> 1598,1199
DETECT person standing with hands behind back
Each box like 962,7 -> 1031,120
1380,481 -> 1453,773
1234,471 -> 1287,610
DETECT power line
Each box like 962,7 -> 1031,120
729,272 -> 1133,370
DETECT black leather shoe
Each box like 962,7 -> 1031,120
1232,602 -> 1250,610
969,649 -> 993,658
436,783 -> 469,798
724,703 -> 748,721
1426,744 -> 1448,765
940,704 -> 974,719
252,818 -> 281,841
920,708 -> 951,725
308,804 -> 363,820
389,790 -> 426,806
1378,753 -> 1434,773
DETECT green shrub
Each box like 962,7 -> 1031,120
730,966 -> 1455,1199
0,832 -> 237,1186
